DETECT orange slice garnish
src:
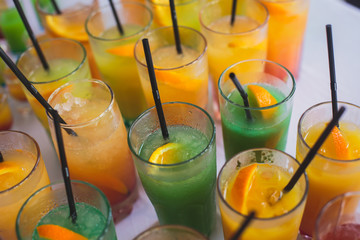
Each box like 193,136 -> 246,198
94,175 -> 129,195
45,16 -> 88,42
149,143 -> 181,164
0,161 -> 20,176
247,84 -> 278,120
106,43 -> 135,57
155,70 -> 202,91
320,126 -> 351,160
230,163 -> 258,214
37,224 -> 88,240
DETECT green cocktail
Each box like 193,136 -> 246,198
219,60 -> 295,160
16,181 -> 117,240
128,102 -> 216,236
86,1 -> 153,128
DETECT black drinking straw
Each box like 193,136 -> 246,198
326,24 -> 339,128
282,106 -> 346,194
229,72 -> 253,121
230,0 -> 237,26
50,109 -> 77,223
142,38 -> 169,140
109,0 -> 124,35
0,152 -> 3,162
13,0 -> 49,71
50,0 -> 61,14
230,211 -> 256,240
169,0 -> 182,54
0,47 -> 76,136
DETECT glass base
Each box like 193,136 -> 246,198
112,182 -> 139,223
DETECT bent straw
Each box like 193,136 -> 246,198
169,0 -> 182,54
231,0 -> 237,26
230,211 -> 256,240
13,0 -> 49,70
142,38 -> 169,140
0,47 -> 77,136
283,106 -> 346,193
109,0 -> 124,35
50,109 -> 77,223
326,24 -> 339,127
50,0 -> 61,14
229,72 -> 253,121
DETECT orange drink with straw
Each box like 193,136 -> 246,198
35,0 -> 101,78
259,0 -> 310,78
17,38 -> 90,132
296,101 -> 360,237
0,131 -> 50,240
200,0 -> 268,94
47,79 -> 138,222
86,1 -> 152,128
134,26 -> 209,110
218,148 -> 308,240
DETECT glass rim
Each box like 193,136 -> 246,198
314,191 -> 360,240
134,25 -> 208,71
35,0 -> 97,17
199,0 -> 269,36
147,0 -> 197,7
85,1 -> 153,42
46,79 -> 115,129
16,179 -> 113,239
128,101 -> 216,167
133,224 -> 208,239
16,38 -> 87,85
0,130 -> 41,195
298,101 -> 360,163
217,147 -> 309,221
218,59 -> 296,110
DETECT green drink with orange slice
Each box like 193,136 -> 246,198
218,60 -> 295,160
128,102 -> 216,236
86,2 -> 152,128
296,101 -> 360,238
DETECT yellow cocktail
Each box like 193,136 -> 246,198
259,0 -> 310,78
47,79 -> 138,222
17,38 -> 91,131
296,101 -> 360,237
134,26 -> 209,110
218,148 -> 308,239
200,0 -> 268,94
0,131 -> 50,239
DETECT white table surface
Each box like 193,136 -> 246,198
7,0 -> 360,239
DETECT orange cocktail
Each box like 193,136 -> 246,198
47,79 -> 138,222
0,131 -> 50,239
218,148 -> 308,240
0,88 -> 13,130
260,0 -> 309,78
296,101 -> 360,237
134,26 -> 209,110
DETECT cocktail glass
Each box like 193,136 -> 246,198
4,65 -> 27,102
134,225 -> 208,240
0,88 -> 13,130
259,0 -> 310,79
217,148 -> 308,239
17,38 -> 91,132
219,59 -> 295,161
47,79 -> 138,222
148,0 -> 201,30
35,0 -> 101,78
199,0 -> 268,99
128,102 -> 216,236
134,26 -> 209,110
86,1 -> 152,128
16,180 -> 117,240
0,130 -> 50,240
315,192 -> 360,240
297,101 -> 360,237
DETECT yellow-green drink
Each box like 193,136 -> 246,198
86,1 -> 153,128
